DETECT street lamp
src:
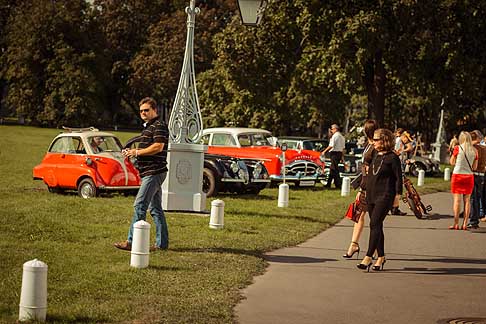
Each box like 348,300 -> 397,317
163,0 -> 267,212
236,0 -> 267,26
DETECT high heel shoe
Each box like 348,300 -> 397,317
448,224 -> 459,230
372,257 -> 386,271
357,262 -> 372,272
343,242 -> 360,259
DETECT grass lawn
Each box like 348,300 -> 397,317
0,125 -> 451,323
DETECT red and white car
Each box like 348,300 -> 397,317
33,128 -> 141,198
201,128 -> 326,187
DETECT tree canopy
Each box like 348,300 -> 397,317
0,0 -> 485,143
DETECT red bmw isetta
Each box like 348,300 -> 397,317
33,127 -> 140,198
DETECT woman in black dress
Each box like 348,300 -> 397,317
357,128 -> 402,271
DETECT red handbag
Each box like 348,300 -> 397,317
345,199 -> 362,223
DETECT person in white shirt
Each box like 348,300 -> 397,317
322,124 -> 345,189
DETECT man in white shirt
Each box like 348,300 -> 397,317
322,124 -> 345,189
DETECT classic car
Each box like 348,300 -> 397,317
203,154 -> 270,196
201,128 -> 326,187
124,136 -> 270,197
405,155 -> 441,177
277,137 -> 363,185
33,127 -> 141,198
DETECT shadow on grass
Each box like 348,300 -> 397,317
47,315 -> 109,323
228,209 -> 328,224
216,193 -> 275,201
148,265 -> 191,271
170,247 -> 262,258
265,255 -> 337,264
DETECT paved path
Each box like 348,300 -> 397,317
236,192 -> 486,324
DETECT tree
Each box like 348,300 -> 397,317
3,0 -> 104,127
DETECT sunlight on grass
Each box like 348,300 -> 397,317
0,125 -> 450,323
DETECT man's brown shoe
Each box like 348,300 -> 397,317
114,240 -> 132,251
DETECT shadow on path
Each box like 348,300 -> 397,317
265,255 -> 337,264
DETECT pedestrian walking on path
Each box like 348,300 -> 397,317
343,119 -> 378,259
357,128 -> 402,272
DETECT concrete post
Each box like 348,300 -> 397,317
130,220 -> 151,268
278,183 -> 289,207
341,177 -> 350,196
19,259 -> 47,322
209,199 -> 224,229
444,167 -> 451,181
418,169 -> 425,186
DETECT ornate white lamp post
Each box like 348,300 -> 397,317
162,0 -> 266,211
162,0 -> 206,212
431,99 -> 449,163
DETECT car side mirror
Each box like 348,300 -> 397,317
281,143 -> 288,152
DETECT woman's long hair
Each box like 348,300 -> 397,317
458,131 -> 476,156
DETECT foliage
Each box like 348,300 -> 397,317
199,0 -> 486,141
0,1 -> 485,142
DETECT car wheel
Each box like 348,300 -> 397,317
77,178 -> 97,199
203,168 -> 218,197
410,162 -> 425,177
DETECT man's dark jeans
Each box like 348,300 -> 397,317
326,151 -> 342,188
469,174 -> 484,226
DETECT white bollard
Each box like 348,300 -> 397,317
278,183 -> 289,207
444,167 -> 451,181
19,259 -> 48,322
209,199 -> 225,229
418,169 -> 425,186
130,220 -> 151,268
341,176 -> 351,196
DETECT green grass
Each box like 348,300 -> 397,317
0,125 -> 451,323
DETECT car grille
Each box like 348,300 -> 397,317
284,161 -> 321,176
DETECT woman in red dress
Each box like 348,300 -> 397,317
450,131 -> 478,230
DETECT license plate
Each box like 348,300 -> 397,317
299,180 -> 315,187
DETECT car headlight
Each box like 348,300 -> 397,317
344,161 -> 351,172
239,169 -> 250,184
230,161 -> 240,173
253,162 -> 263,178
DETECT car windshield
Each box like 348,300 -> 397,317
238,133 -> 273,147
303,140 -> 328,151
278,139 -> 299,150
88,136 -> 123,152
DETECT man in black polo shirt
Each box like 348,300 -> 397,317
115,97 -> 170,251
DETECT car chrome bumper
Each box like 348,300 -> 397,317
99,186 -> 140,190
221,178 -> 271,183
269,175 -> 326,182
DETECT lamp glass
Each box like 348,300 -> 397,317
237,0 -> 263,26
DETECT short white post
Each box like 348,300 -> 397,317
19,259 -> 48,322
444,167 -> 451,181
130,220 -> 150,268
209,199 -> 225,229
278,183 -> 289,207
418,169 -> 425,186
341,176 -> 350,196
